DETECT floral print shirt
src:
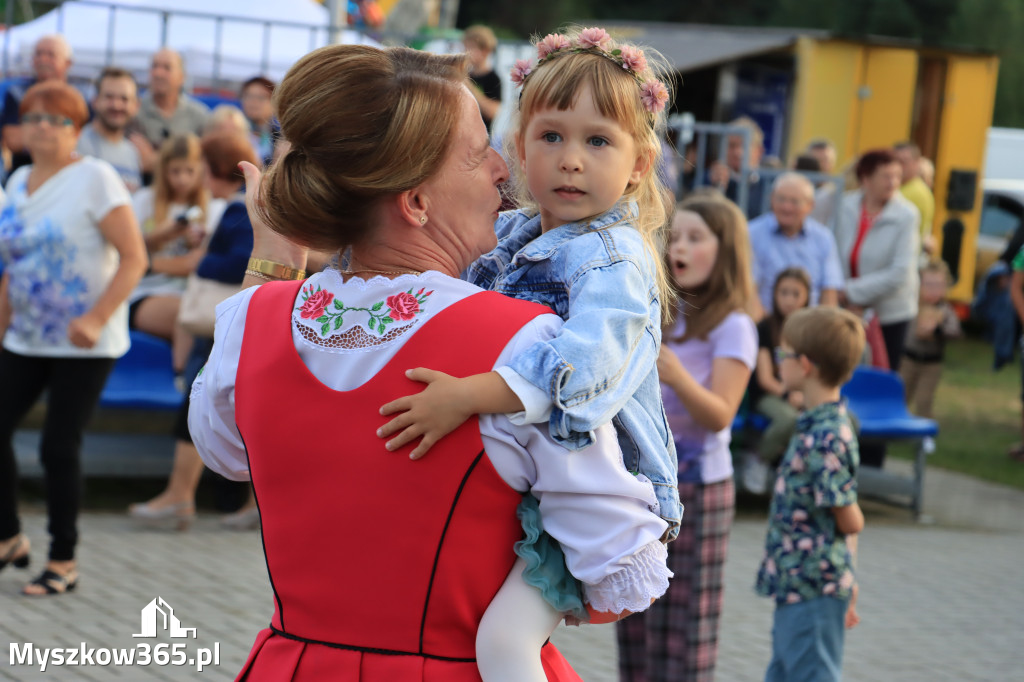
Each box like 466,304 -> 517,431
0,157 -> 131,358
756,400 -> 859,604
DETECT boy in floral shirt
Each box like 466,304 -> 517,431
756,306 -> 866,682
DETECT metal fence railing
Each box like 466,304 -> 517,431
668,116 -> 843,222
1,0 -> 372,91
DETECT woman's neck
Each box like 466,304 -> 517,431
348,242 -> 458,280
862,192 -> 887,214
32,152 -> 77,176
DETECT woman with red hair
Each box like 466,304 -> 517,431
0,81 -> 146,595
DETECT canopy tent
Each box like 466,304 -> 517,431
0,0 -> 379,90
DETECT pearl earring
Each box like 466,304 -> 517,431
420,215 -> 427,224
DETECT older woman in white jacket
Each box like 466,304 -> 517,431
834,148 -> 920,372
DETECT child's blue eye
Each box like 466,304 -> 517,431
589,137 -> 609,147
542,132 -> 561,143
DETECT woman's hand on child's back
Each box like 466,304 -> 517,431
378,369 -> 475,459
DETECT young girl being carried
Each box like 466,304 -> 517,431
377,26 -> 679,681
129,134 -> 225,370
617,197 -> 758,682
742,267 -> 812,493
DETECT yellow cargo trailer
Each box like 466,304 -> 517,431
605,23 -> 1000,303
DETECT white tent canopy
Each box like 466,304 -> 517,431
1,0 -> 379,90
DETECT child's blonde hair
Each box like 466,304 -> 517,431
667,196 -> 755,341
505,26 -> 676,321
152,133 -> 208,229
782,307 -> 865,387
920,259 -> 953,286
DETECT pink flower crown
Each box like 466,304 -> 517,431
510,28 -> 669,115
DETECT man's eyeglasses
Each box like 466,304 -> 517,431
773,347 -> 802,364
22,112 -> 73,127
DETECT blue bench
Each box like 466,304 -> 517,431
100,331 -> 184,410
733,367 -> 938,517
841,367 -> 938,518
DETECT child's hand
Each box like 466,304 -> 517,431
845,584 -> 860,629
378,368 -> 474,459
656,344 -> 687,387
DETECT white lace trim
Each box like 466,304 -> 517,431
292,269 -> 449,355
582,540 -> 672,615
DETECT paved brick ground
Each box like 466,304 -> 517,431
1,463 -> 1022,681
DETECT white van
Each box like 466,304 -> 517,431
985,128 -> 1024,183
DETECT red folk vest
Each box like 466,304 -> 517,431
233,280 -> 580,682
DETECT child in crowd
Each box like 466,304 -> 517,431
756,306 -> 865,682
618,196 -> 758,682
130,134 -> 225,370
376,27 -> 678,681
743,267 -> 812,493
900,261 -> 960,437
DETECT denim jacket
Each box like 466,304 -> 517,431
467,202 -> 681,533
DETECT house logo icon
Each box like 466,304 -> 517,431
133,597 -> 197,639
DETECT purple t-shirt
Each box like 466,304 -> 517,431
662,310 -> 758,484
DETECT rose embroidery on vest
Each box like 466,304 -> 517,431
297,284 -> 433,337
386,292 -> 420,321
299,289 -> 334,319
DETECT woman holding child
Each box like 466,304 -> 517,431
188,42 -> 672,680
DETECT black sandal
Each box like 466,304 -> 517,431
0,534 -> 29,573
22,568 -> 78,596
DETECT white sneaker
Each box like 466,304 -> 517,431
922,436 -> 936,454
742,452 -> 770,495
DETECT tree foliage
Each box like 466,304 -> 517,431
457,0 -> 1024,126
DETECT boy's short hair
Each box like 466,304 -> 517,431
782,307 -> 865,387
95,66 -> 137,92
921,259 -> 953,285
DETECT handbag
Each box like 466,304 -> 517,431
177,273 -> 241,338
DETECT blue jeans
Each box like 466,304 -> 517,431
765,596 -> 847,682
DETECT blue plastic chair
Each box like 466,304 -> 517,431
840,366 -> 938,517
99,331 -> 184,411
841,367 -> 939,440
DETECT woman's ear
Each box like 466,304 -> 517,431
395,187 -> 428,228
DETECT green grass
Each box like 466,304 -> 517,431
889,333 -> 1024,491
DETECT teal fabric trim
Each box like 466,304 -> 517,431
513,494 -> 587,619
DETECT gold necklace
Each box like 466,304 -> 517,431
340,268 -> 423,277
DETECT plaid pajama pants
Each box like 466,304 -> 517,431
616,477 -> 735,682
